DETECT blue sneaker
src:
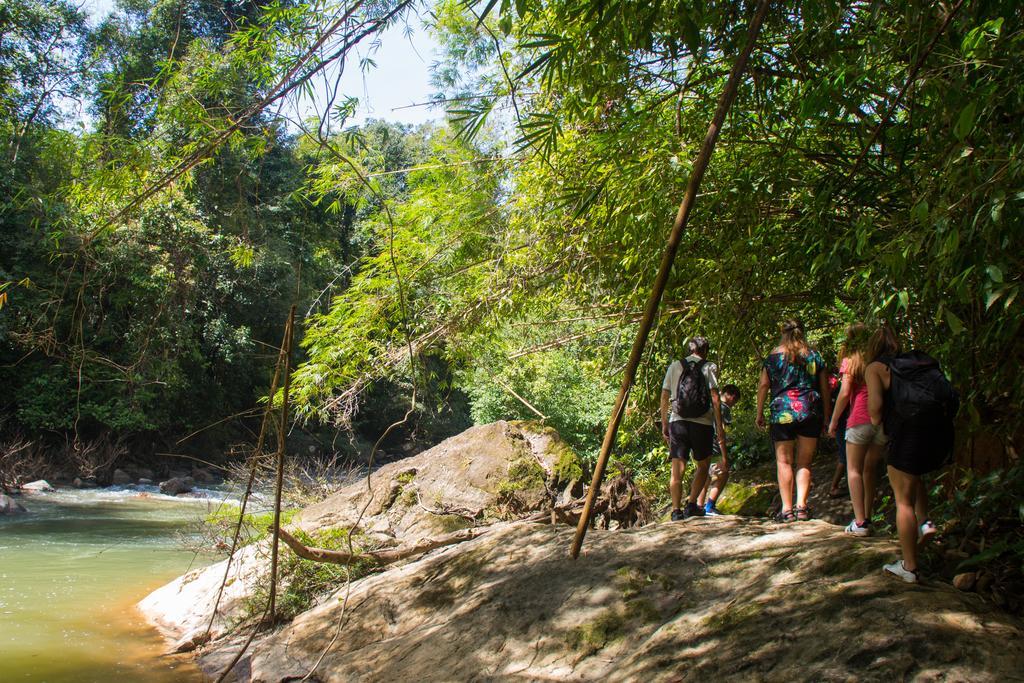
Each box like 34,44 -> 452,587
705,502 -> 721,516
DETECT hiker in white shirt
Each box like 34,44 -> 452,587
660,336 -> 728,520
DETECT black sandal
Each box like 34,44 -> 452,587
775,509 -> 796,523
794,506 -> 812,521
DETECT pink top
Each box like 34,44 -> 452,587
840,357 -> 871,428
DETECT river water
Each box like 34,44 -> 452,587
0,486 -> 228,682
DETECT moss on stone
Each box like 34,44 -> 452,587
497,456 -> 546,496
716,481 -> 775,516
398,485 -> 418,507
433,514 -> 474,533
566,608 -> 629,655
624,598 -> 661,623
703,601 -> 762,632
553,443 -> 584,484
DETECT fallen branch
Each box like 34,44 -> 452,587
278,526 -> 487,566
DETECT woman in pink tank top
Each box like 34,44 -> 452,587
828,323 -> 886,536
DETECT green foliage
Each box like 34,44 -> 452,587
245,527 -> 376,623
204,506 -> 299,549
461,345 -> 618,457
933,464 -> 1024,576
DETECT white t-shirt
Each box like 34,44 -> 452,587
662,355 -> 719,425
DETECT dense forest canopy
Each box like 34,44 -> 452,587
0,0 -> 1021,473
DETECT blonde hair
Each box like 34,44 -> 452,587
779,318 -> 810,365
839,322 -> 871,384
868,323 -> 900,361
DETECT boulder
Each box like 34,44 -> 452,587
21,479 -> 54,492
295,421 -> 579,543
954,572 -> 978,591
159,477 -> 195,496
72,477 -> 98,489
111,469 -> 133,485
0,493 -> 27,514
138,478 -> 154,486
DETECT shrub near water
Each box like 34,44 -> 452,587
243,527 -> 377,623
202,507 -> 299,550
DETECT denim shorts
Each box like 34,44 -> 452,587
845,422 -> 887,446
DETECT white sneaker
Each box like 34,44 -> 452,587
883,560 -> 918,584
919,520 -> 938,544
844,519 -> 870,536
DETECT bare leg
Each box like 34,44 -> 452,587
863,442 -> 885,520
670,458 -> 685,510
707,466 -> 729,505
845,440 -> 868,524
775,440 -> 796,512
829,461 -> 844,494
794,435 -> 817,509
913,478 -> 929,524
888,466 -> 920,572
688,458 -> 710,505
697,477 -> 710,507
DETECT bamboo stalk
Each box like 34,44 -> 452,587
268,304 -> 297,622
569,0 -> 772,559
204,310 -> 290,638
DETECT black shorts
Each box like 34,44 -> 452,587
770,417 -> 822,442
887,415 -> 952,475
669,420 -> 713,462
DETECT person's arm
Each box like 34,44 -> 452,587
866,363 -> 884,426
828,380 -> 851,437
711,388 -> 728,462
818,364 -> 832,429
660,389 -> 671,445
755,368 -> 770,429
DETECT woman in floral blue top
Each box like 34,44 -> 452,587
755,318 -> 832,522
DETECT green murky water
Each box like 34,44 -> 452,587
0,487 -> 223,682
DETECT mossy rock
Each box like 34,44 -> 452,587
716,481 -> 776,516
552,442 -> 584,484
497,456 -> 547,496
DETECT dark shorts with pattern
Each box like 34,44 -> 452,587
770,416 -> 822,442
669,420 -> 713,462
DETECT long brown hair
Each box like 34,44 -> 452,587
779,318 -> 810,364
868,323 -> 900,361
839,322 -> 870,384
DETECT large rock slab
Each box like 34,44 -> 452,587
139,421 -> 575,640
219,518 -> 1024,682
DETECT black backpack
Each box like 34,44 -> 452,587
673,359 -> 711,418
885,351 -> 959,443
